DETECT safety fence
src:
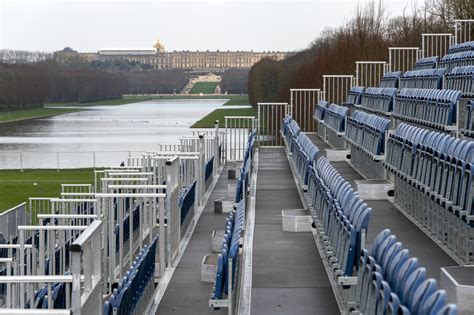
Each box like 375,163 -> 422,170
257,102 -> 289,146
388,47 -> 420,73
355,61 -> 387,88
289,89 -> 321,132
323,75 -> 354,105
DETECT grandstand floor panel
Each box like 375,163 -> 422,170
250,147 -> 339,315
156,164 -> 233,315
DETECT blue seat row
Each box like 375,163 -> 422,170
438,51 -> 474,73
179,180 -> 197,225
345,86 -> 365,106
31,276 -> 68,309
103,235 -> 158,315
445,65 -> 474,96
205,156 -> 215,182
324,103 -> 349,133
307,156 -> 371,277
356,229 -> 458,315
359,87 -> 398,114
385,123 -> 474,263
393,88 -> 461,129
346,110 -> 391,156
235,131 -> 255,203
380,71 -> 401,88
447,40 -> 474,54
465,100 -> 474,134
400,68 -> 447,89
211,130 -> 254,304
282,116 -> 320,185
413,56 -> 439,70
212,198 -> 245,300
314,100 -> 329,121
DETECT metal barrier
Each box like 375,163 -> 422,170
322,75 -> 354,105
421,33 -> 454,58
355,61 -> 387,88
388,47 -> 420,72
289,89 -> 321,132
225,116 -> 256,161
0,203 -> 28,243
454,19 -> 474,44
257,103 -> 289,146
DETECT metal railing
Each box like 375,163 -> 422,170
290,88 -> 321,132
323,75 -> 354,105
388,47 -> 420,72
421,33 -> 454,58
225,116 -> 256,161
257,103 -> 289,146
454,19 -> 474,44
355,61 -> 387,88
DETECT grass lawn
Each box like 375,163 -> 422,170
189,82 -> 219,94
222,95 -> 249,106
191,107 -> 257,128
0,169 -> 95,212
0,108 -> 84,124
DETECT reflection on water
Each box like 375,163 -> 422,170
0,99 -> 226,169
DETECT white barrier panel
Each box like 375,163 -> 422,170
0,203 -> 28,243
225,116 -> 256,161
290,89 -> 321,132
454,19 -> 474,44
388,47 -> 420,72
257,103 -> 289,146
355,61 -> 387,88
323,75 -> 354,105
421,33 -> 453,58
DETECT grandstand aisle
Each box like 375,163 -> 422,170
156,164 -> 232,315
307,133 -> 457,281
250,147 -> 339,315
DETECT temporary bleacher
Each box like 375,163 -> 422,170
209,130 -> 255,312
357,229 -> 458,314
392,88 -> 461,132
413,56 -> 439,70
380,71 -> 401,88
0,124 -> 225,314
399,68 -> 447,89
345,110 -> 390,179
356,87 -> 398,116
385,123 -> 474,264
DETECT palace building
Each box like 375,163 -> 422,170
54,40 -> 289,71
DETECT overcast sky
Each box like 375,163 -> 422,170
0,0 -> 422,52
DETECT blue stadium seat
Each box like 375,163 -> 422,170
414,56 -> 439,70
400,68 -> 446,89
380,71 -> 402,88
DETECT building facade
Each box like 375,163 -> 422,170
54,40 -> 289,71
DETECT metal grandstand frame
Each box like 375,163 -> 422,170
355,61 -> 387,88
421,33 -> 454,58
454,19 -> 474,44
225,116 -> 256,161
323,75 -> 354,105
289,88 -> 321,133
257,102 -> 290,147
388,47 -> 420,72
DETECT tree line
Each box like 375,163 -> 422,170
248,0 -> 473,106
0,61 -> 190,110
220,69 -> 249,94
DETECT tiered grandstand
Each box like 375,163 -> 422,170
0,19 -> 474,315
